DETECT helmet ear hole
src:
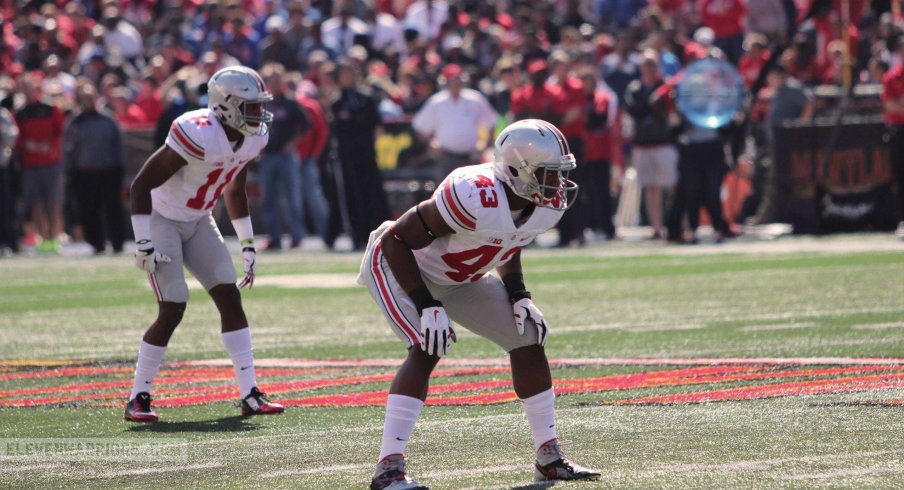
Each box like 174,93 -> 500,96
508,166 -> 518,177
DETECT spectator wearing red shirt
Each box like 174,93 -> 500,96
135,76 -> 163,125
295,91 -> 331,240
739,33 -> 770,87
548,51 -> 585,149
60,2 -> 97,45
882,36 -> 904,237
782,33 -> 821,85
14,75 -> 66,252
578,68 -> 617,240
510,60 -> 561,124
108,87 -> 151,130
653,0 -> 689,15
547,51 -> 587,246
700,0 -> 747,63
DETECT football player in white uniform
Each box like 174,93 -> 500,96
359,119 -> 600,488
124,66 -> 284,422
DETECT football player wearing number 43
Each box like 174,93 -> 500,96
358,119 -> 600,489
124,66 -> 283,423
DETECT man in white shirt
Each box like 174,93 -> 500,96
41,55 -> 77,103
102,7 -> 144,61
320,5 -> 369,56
403,0 -> 448,42
412,64 -> 499,181
364,6 -> 407,55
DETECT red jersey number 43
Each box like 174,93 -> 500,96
441,245 -> 520,282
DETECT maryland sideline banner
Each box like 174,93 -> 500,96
770,118 -> 897,234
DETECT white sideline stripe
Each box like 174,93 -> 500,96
421,464 -> 523,478
782,464 -> 904,480
739,322 -> 820,333
852,322 -> 904,330
93,462 -> 224,478
622,324 -> 704,333
511,306 -> 904,335
651,450 -> 896,475
183,274 -> 358,290
178,356 -> 904,369
260,463 -> 371,478
542,322 -> 705,334
0,463 -> 60,474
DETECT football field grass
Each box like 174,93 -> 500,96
1,235 -> 903,488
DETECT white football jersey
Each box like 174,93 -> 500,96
152,108 -> 267,222
413,163 -> 563,286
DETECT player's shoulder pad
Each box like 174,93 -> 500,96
165,109 -> 211,162
434,166 -> 502,233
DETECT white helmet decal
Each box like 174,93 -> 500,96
207,66 -> 274,137
492,119 -> 578,210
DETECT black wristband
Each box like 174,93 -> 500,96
502,272 -> 531,304
508,290 -> 532,303
408,285 -> 442,314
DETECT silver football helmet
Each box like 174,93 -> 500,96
207,66 -> 274,136
492,119 -> 578,210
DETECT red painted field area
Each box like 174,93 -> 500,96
1,358 -> 902,408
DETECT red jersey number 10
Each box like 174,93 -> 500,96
186,166 -> 241,210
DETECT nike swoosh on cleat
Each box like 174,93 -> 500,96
240,366 -> 252,371
395,437 -> 407,441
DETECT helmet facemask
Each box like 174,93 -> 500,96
510,149 -> 579,211
232,97 -> 274,136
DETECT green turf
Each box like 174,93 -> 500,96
1,237 -> 903,488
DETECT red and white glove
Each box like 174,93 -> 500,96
131,215 -> 170,273
513,298 -> 548,346
233,217 -> 256,289
134,239 -> 171,273
238,240 -> 256,288
419,306 -> 456,357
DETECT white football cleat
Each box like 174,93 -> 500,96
370,454 -> 428,489
534,439 -> 601,482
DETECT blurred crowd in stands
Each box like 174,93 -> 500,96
1,0 -> 903,255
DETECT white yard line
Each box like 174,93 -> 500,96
0,463 -> 61,474
648,450 -> 897,476
259,463 -> 371,478
739,322 -> 820,333
421,464 -> 524,479
622,324 -> 705,333
852,322 -> 904,330
184,273 -> 359,290
92,462 -> 224,478
782,463 -> 904,481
